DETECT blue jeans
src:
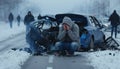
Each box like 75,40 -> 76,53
55,42 -> 79,54
111,26 -> 118,38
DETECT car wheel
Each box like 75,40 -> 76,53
89,37 -> 94,51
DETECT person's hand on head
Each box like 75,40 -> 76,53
63,23 -> 70,31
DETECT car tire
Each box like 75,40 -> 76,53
89,37 -> 94,51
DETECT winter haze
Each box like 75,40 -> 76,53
0,0 -> 120,21
0,0 -> 120,69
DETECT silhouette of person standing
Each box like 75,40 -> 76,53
8,12 -> 14,28
37,14 -> 42,20
24,11 -> 35,34
17,15 -> 21,26
109,10 -> 120,38
24,11 -> 36,55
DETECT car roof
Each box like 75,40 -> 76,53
40,16 -> 56,21
55,13 -> 89,26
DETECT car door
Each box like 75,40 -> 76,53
88,17 -> 103,43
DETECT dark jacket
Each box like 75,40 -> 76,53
57,17 -> 80,44
24,12 -> 35,25
109,11 -> 119,26
17,15 -> 21,22
8,13 -> 14,22
37,14 -> 42,20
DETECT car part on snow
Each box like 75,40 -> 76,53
11,47 -> 32,53
102,37 -> 120,50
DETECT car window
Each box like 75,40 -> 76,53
89,16 -> 102,28
89,17 -> 95,26
42,21 -> 51,29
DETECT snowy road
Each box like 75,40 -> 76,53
2,30 -> 120,69
0,32 -> 29,53
0,32 -> 94,69
22,53 -> 94,69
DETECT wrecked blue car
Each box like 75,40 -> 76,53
26,14 -> 105,52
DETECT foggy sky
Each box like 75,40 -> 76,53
16,0 -> 120,17
0,0 -> 120,21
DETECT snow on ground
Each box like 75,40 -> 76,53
0,50 -> 30,69
88,31 -> 120,69
1,21 -> 120,69
88,50 -> 120,69
0,21 -> 30,69
0,21 -> 25,42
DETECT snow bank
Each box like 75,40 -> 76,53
88,31 -> 120,69
84,15 -> 120,68
88,50 -> 120,69
0,50 -> 30,69
0,22 -> 25,42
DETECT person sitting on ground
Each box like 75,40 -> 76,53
55,16 -> 80,56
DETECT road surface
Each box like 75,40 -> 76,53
0,33 -> 94,69
22,53 -> 94,69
